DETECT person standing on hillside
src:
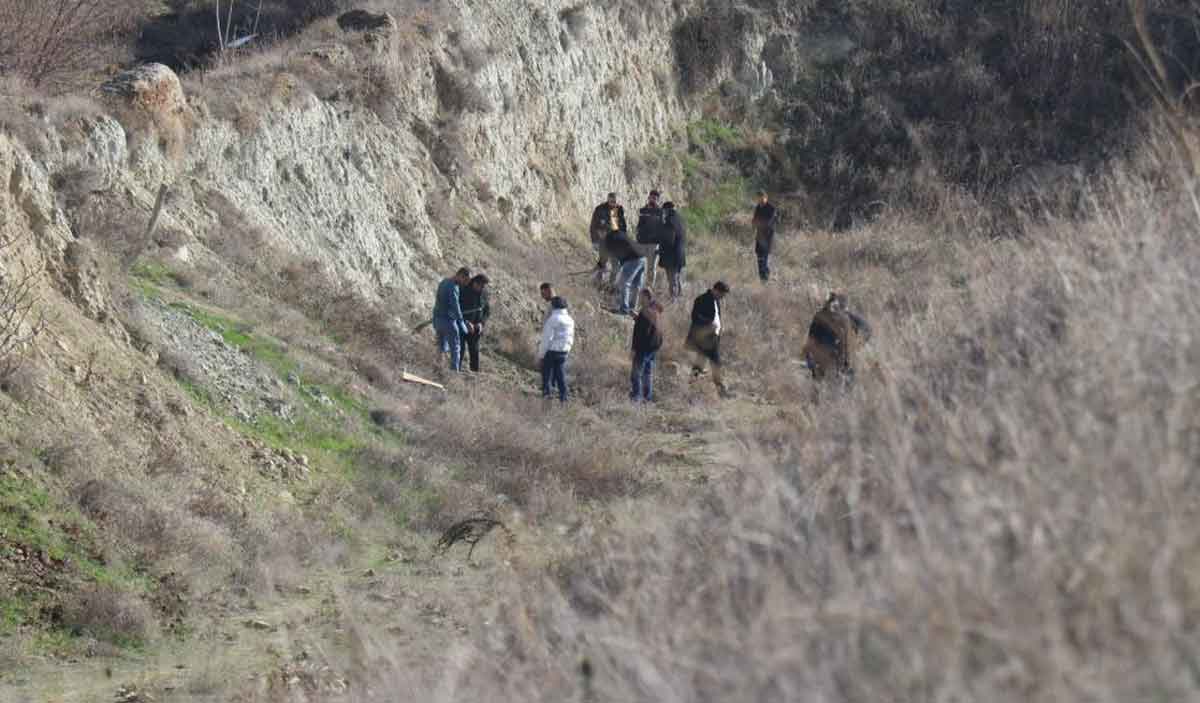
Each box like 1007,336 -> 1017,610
751,191 -> 779,283
590,192 -> 627,290
460,274 -> 491,373
537,296 -> 575,403
433,267 -> 472,372
630,288 -> 664,403
606,224 -> 645,315
636,189 -> 666,289
687,281 -> 732,398
658,201 -> 687,302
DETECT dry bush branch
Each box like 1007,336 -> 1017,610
0,232 -> 47,383
0,0 -> 135,91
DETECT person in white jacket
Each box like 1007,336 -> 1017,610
537,296 -> 575,403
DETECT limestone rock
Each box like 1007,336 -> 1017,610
100,63 -> 186,121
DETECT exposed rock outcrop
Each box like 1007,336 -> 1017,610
100,63 -> 187,122
6,1 -> 782,316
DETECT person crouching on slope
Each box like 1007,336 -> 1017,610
630,288 -> 664,403
433,267 -> 472,372
687,281 -> 732,399
537,296 -> 575,403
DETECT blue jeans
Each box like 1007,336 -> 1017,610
434,318 -> 462,371
630,351 -> 656,401
615,258 -> 645,313
541,351 -> 568,402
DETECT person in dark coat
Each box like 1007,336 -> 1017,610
459,274 -> 491,373
657,201 -> 687,301
630,289 -> 664,402
636,189 -> 666,288
687,281 -> 731,398
590,192 -> 626,289
606,227 -> 645,315
751,191 -> 779,282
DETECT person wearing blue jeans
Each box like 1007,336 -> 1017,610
629,289 -> 663,402
432,266 -> 472,372
537,296 -> 575,403
615,256 -> 645,314
542,350 -> 569,402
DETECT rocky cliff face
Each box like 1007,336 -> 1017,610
3,0 -> 788,315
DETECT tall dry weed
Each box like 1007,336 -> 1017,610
410,131 -> 1200,702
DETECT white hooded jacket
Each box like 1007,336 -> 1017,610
538,309 -> 575,359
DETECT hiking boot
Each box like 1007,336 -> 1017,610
716,384 -> 734,399
691,366 -> 707,379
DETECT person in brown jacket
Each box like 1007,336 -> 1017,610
802,292 -> 872,381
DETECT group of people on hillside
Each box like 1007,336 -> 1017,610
522,279 -> 730,403
431,267 -> 492,373
590,189 -> 688,310
590,188 -> 780,308
430,188 -> 867,403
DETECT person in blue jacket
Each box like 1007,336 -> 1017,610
433,267 -> 472,372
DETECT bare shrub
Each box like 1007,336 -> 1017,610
0,233 -> 47,381
672,3 -> 752,95
413,117 -> 474,183
68,196 -> 154,270
433,62 -> 491,114
60,582 -> 157,644
0,0 -> 136,92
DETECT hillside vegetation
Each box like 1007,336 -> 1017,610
1,1 -> 1199,701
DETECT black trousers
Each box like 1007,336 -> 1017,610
755,239 -> 772,282
464,331 -> 482,372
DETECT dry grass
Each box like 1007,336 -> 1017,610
430,139 -> 1200,701
223,123 -> 1200,702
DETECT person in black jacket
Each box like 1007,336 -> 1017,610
460,274 -> 491,373
590,192 -> 626,289
630,288 -> 664,402
636,190 -> 666,289
751,191 -> 779,282
606,226 -> 645,315
658,201 -> 687,301
687,281 -> 731,398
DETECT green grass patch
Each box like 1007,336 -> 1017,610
681,177 -> 749,235
687,118 -> 741,147
171,302 -> 298,378
0,476 -> 147,643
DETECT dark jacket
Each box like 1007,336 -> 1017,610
753,202 -> 779,252
690,290 -> 720,328
460,286 -> 490,325
590,203 -> 627,241
636,204 -> 666,244
658,208 -> 686,270
631,311 -> 663,354
605,228 -> 641,264
433,278 -> 464,322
